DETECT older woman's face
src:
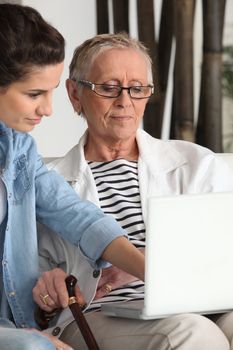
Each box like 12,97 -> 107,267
79,48 -> 150,143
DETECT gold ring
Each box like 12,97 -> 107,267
104,283 -> 112,293
39,293 -> 50,305
68,296 -> 77,306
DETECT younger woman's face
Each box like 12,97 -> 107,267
0,62 -> 64,132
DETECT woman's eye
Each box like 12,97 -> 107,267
27,92 -> 41,99
102,85 -> 119,93
131,86 -> 143,93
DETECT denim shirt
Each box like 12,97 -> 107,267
0,122 -> 125,328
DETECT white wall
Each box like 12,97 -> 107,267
23,0 -> 95,156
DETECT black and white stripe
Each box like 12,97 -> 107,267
89,159 -> 145,247
88,159 -> 145,311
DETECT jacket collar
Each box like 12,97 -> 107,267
136,129 -> 187,174
48,129 -> 188,181
47,130 -> 89,181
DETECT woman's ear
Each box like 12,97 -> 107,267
66,79 -> 82,114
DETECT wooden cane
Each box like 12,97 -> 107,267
65,275 -> 100,350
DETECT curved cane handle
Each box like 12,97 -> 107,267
65,274 -> 77,297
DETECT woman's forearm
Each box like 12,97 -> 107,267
101,236 -> 145,281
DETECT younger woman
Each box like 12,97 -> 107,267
0,4 -> 144,350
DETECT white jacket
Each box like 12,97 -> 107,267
38,129 -> 233,331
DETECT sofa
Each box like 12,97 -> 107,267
217,153 -> 233,172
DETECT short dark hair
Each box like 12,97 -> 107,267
0,3 -> 65,87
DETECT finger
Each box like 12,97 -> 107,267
41,271 -> 60,306
94,289 -> 105,300
33,270 -> 63,310
33,286 -> 55,312
41,269 -> 69,308
40,293 -> 54,309
95,274 -> 109,289
74,284 -> 86,308
95,288 -> 107,300
95,283 -> 113,300
52,270 -> 69,308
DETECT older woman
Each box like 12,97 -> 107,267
35,33 -> 233,350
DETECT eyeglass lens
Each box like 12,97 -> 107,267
95,84 -> 152,98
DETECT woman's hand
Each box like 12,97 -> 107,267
95,265 -> 138,300
95,247 -> 145,299
33,268 -> 85,312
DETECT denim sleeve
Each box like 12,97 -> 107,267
35,159 -> 127,269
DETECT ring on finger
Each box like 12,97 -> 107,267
39,293 -> 50,305
104,283 -> 112,293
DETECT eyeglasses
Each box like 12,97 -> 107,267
77,80 -> 154,99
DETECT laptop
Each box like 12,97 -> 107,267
101,192 -> 233,320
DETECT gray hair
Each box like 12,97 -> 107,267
69,32 -> 153,83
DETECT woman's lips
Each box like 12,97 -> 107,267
27,118 -> 42,125
111,115 -> 132,119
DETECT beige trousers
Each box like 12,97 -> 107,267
216,312 -> 233,350
60,311 -> 233,350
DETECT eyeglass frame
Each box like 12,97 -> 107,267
76,79 -> 154,99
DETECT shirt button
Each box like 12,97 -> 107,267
9,291 -> 16,297
8,193 -> 12,198
93,269 -> 100,278
52,326 -> 61,336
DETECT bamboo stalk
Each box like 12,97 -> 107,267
157,0 -> 174,138
196,0 -> 226,152
96,0 -> 109,34
171,0 -> 195,141
137,0 -> 162,138
112,0 -> 129,33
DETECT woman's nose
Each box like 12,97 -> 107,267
36,97 -> 53,117
115,88 -> 132,107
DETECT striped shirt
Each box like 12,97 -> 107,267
88,158 -> 145,311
